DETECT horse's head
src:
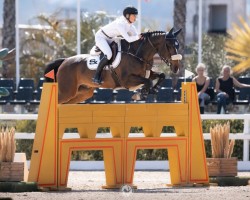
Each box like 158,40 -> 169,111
145,28 -> 182,74
163,28 -> 182,73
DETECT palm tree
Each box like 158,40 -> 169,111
173,0 -> 187,77
225,16 -> 250,75
1,0 -> 16,78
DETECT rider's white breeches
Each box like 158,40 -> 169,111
95,30 -> 113,60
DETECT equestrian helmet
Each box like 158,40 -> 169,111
123,6 -> 138,17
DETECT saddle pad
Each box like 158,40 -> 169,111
87,40 -> 121,70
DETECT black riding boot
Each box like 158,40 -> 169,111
93,55 -> 109,85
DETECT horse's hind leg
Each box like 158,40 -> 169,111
58,85 -> 77,104
64,86 -> 95,104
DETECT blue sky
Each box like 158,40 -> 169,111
0,0 -> 249,30
0,0 -> 174,30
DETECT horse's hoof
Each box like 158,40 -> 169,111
141,88 -> 149,95
132,93 -> 141,101
149,88 -> 158,94
140,95 -> 147,100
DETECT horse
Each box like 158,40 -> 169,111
44,28 -> 182,104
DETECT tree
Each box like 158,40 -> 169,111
20,13 -> 77,81
1,0 -> 16,78
185,33 -> 235,80
225,16 -> 250,75
20,11 -> 108,82
173,0 -> 187,77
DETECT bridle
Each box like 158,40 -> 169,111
111,32 -> 182,88
147,35 -> 182,66
121,33 -> 182,68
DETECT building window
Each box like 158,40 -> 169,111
209,5 -> 227,33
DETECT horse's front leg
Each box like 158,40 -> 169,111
149,70 -> 166,94
126,75 -> 152,100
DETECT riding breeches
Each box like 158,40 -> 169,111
95,30 -> 113,60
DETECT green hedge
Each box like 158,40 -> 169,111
4,119 -> 246,161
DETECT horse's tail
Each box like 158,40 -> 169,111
44,58 -> 66,82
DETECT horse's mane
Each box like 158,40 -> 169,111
121,30 -> 170,52
141,31 -> 167,38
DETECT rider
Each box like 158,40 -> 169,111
93,6 -> 141,85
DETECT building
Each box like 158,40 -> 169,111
186,0 -> 247,43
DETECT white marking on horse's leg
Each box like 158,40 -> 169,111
132,93 -> 141,100
129,84 -> 144,91
152,78 -> 159,87
145,70 -> 150,78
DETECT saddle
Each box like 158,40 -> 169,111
90,41 -> 118,63
87,41 -> 121,70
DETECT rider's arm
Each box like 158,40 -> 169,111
117,23 -> 140,43
128,25 -> 139,36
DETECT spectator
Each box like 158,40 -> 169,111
215,65 -> 250,114
192,63 -> 210,114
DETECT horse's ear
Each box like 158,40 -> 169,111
173,28 -> 182,37
168,28 -> 174,35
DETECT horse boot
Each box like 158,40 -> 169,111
93,55 -> 109,85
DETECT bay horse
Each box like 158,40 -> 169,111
44,28 -> 182,104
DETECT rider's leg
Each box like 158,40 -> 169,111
93,55 -> 109,84
94,33 -> 112,84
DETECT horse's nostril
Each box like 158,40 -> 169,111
173,66 -> 179,74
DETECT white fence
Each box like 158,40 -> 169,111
1,113 -> 250,171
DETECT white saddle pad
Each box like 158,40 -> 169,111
87,40 -> 121,70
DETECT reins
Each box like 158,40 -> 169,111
109,32 -> 182,88
120,33 -> 181,68
147,36 -> 171,65
121,50 -> 154,68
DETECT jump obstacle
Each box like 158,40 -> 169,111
28,82 -> 209,189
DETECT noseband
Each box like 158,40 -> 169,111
121,34 -> 182,69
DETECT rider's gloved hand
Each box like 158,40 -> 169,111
139,34 -> 144,40
140,32 -> 150,40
